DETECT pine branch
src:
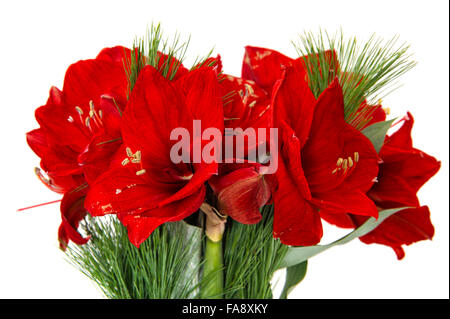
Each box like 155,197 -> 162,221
293,30 -> 416,129
223,205 -> 288,299
65,215 -> 204,299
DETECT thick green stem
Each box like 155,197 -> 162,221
201,237 -> 224,298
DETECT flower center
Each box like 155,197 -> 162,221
332,152 -> 359,176
72,100 -> 104,134
121,147 -> 146,176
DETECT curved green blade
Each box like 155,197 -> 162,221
279,207 -> 408,269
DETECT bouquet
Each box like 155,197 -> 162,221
25,25 -> 440,299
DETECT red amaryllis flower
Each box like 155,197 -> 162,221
26,46 -> 130,248
322,113 -> 440,259
207,72 -> 275,225
272,63 -> 379,246
85,64 -> 224,247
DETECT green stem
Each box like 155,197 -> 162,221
201,237 -> 224,298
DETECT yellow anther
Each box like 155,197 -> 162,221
121,158 -> 130,166
244,83 -> 254,95
342,159 -> 348,170
383,107 -> 391,115
336,158 -> 344,167
332,168 -> 338,175
85,117 -> 90,127
354,152 -> 359,162
126,147 -> 133,157
248,100 -> 257,108
130,150 -> 141,163
348,157 -> 354,168
99,110 -> 103,118
180,173 -> 193,180
75,106 -> 83,115
136,169 -> 146,176
89,100 -> 95,110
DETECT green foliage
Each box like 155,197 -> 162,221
66,215 -> 203,299
361,119 -> 396,153
293,30 -> 416,129
223,205 -> 288,299
280,261 -> 308,299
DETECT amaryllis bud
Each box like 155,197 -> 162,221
200,203 -> 227,242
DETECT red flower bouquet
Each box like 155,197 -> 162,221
25,26 -> 440,299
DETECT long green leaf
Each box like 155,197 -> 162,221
168,221 -> 203,298
279,207 -> 408,269
279,261 -> 308,299
361,119 -> 395,153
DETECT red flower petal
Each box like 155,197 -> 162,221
26,128 -> 48,158
209,166 -> 270,224
386,112 -> 414,149
242,46 -> 294,93
278,121 -> 311,200
368,174 -> 420,209
311,189 -> 378,218
320,211 -> 355,229
157,162 -> 217,208
35,95 -> 90,153
353,206 -> 435,260
378,114 -> 441,194
63,59 -> 127,109
58,188 -> 90,250
370,112 -> 441,208
47,86 -> 64,105
96,46 -> 131,63
273,158 -> 323,246
118,186 -> 206,248
175,66 -> 224,131
272,62 -> 316,149
78,133 -> 122,185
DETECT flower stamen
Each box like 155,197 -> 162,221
348,157 -> 354,168
136,169 -> 146,176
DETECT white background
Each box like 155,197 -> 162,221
0,0 -> 448,299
